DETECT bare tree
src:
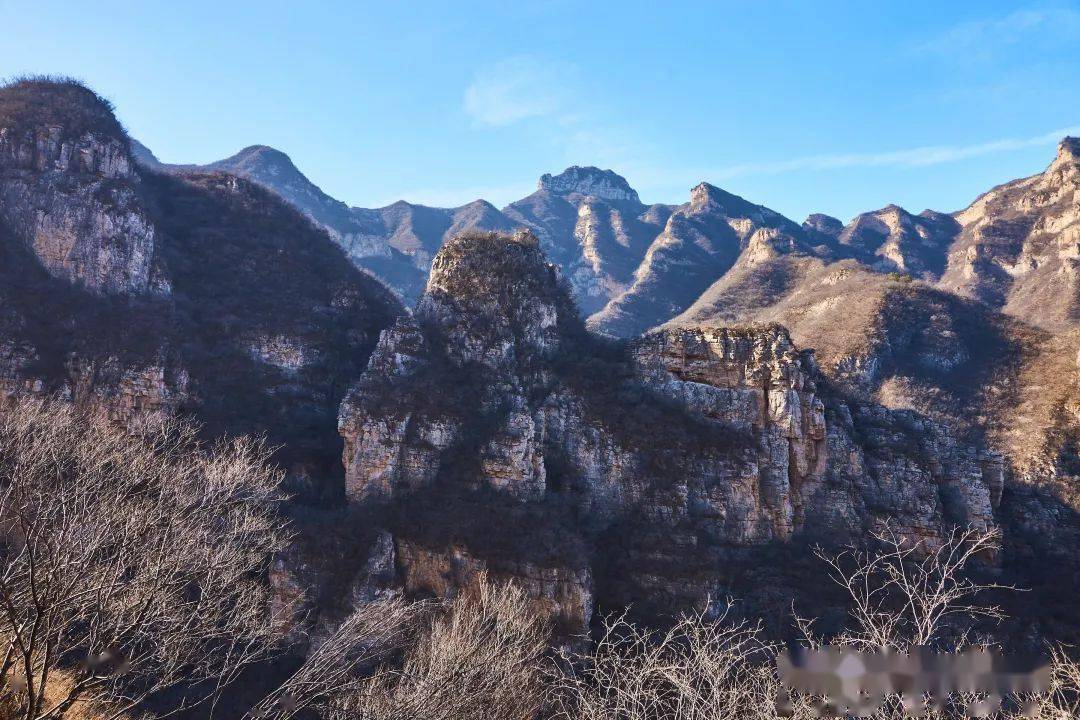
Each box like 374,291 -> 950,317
245,595 -> 430,720
808,525 -> 1007,652
549,606 -> 781,720
336,576 -> 549,720
0,398 -> 289,720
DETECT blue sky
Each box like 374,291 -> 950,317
2,1 -> 1079,220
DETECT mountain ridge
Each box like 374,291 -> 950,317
134,136 -> 1078,343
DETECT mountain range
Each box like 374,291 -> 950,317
2,78 -> 1078,645
132,135 -> 1079,341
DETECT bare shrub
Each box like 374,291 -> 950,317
549,607 -> 780,720
551,525 -> 1080,720
334,577 -> 549,720
245,596 -> 430,720
805,525 -> 1007,651
0,398 -> 289,720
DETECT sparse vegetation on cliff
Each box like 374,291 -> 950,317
0,76 -> 127,146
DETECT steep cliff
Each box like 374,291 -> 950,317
0,78 -> 404,500
939,137 -> 1080,333
588,183 -> 813,337
0,79 -> 166,295
334,230 -> 1000,632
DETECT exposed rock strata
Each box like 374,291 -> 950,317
337,230 -> 1000,631
0,115 -> 164,294
0,80 -> 403,501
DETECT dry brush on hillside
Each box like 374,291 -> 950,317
0,400 -> 1077,720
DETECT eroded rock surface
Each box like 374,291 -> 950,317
0,89 -> 164,295
337,230 -> 1000,632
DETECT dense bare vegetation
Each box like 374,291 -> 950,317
0,398 -> 288,720
335,579 -> 549,720
0,400 -> 1076,719
548,527 -> 1080,720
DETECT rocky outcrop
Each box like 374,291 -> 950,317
0,79 -> 404,502
0,81 -> 165,295
537,166 -> 641,203
838,205 -> 958,280
939,137 -> 1080,332
803,213 -> 843,239
337,230 -> 1001,632
588,183 -> 812,337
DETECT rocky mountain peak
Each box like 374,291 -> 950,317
803,213 -> 843,237
425,229 -> 550,304
208,144 -> 303,180
688,182 -> 771,220
689,181 -> 722,205
538,166 -> 640,203
1049,135 -> 1080,178
688,181 -> 750,208
419,229 -> 567,378
1058,136 -> 1080,163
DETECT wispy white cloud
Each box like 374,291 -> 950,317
462,55 -> 646,172
914,6 -> 1080,63
463,55 -> 578,127
705,126 -> 1080,181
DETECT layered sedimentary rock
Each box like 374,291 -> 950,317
337,230 -> 1000,631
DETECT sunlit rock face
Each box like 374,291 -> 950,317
0,82 -> 166,295
537,166 -> 641,204
940,136 -> 1080,333
837,205 -> 958,280
338,229 -> 1000,633
588,183 -> 813,338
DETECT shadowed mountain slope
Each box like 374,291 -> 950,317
0,79 -> 403,502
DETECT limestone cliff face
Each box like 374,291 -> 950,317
0,339 -> 188,431
588,183 -> 811,337
0,80 -> 177,428
337,230 -> 1000,631
631,327 -> 828,539
940,137 -> 1080,333
0,83 -> 165,295
0,79 -> 404,501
